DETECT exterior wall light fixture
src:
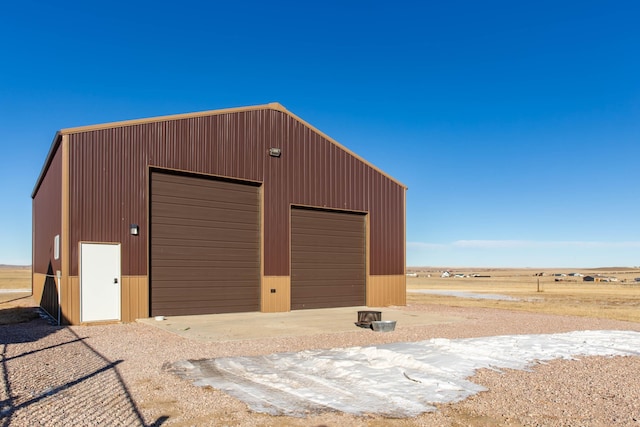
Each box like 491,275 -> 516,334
130,224 -> 139,236
269,147 -> 282,157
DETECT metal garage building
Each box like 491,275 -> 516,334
32,103 -> 406,325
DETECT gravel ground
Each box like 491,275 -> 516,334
1,304 -> 639,426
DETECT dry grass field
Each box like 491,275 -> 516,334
407,267 -> 640,323
0,266 -> 31,290
0,266 -> 37,324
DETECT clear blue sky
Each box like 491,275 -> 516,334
1,1 -> 638,268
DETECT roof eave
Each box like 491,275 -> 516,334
33,102 -> 407,197
31,131 -> 62,199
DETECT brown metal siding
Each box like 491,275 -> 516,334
68,108 -> 404,278
33,145 -> 62,275
291,208 -> 366,310
32,143 -> 63,317
149,171 -> 260,316
68,126 -> 148,277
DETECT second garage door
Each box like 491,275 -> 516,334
150,171 -> 260,316
291,207 -> 366,310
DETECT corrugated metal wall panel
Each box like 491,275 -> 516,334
33,144 -> 62,275
69,126 -> 149,276
32,142 -> 63,318
68,108 -> 405,277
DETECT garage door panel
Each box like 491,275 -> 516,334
151,244 -> 257,256
290,235 -> 364,249
151,285 -> 259,298
151,295 -> 258,306
152,276 -> 259,285
291,207 -> 365,310
292,252 -> 365,264
290,225 -> 363,237
154,306 -> 256,316
292,219 -> 362,235
151,265 -> 260,279
151,302 -> 256,316
155,196 -> 256,213
292,268 -> 365,278
152,252 -> 258,263
152,225 -> 259,242
151,251 -> 258,263
150,171 -> 260,316
156,176 -> 258,193
291,223 -> 363,234
153,191 -> 258,207
153,221 -> 259,233
154,173 -> 258,196
151,238 -> 257,251
293,273 -> 365,283
153,202 -> 258,224
293,282 -> 364,292
153,210 -> 258,228
292,296 -> 361,310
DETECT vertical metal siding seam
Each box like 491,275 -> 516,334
126,128 -> 131,275
389,177 -> 393,273
383,175 -> 388,273
302,121 -> 307,204
106,130 -> 110,244
278,113 -> 285,274
103,130 -> 107,245
244,112 -> 249,178
386,179 -> 391,274
388,180 -> 392,273
322,135 -> 328,205
314,132 -> 321,205
310,130 -> 316,204
340,145 -> 345,206
236,113 -> 242,176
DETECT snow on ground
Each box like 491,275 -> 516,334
408,289 -> 522,301
171,330 -> 640,418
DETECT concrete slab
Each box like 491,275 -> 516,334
137,306 -> 462,342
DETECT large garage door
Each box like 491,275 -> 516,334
150,171 -> 260,316
291,207 -> 366,310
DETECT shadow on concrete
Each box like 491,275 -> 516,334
0,318 -> 167,426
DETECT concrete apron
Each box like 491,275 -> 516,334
137,306 -> 462,342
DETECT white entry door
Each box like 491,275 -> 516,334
80,243 -> 121,322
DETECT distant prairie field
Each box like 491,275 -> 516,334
0,267 -> 31,290
0,267 -> 37,324
407,267 -> 640,323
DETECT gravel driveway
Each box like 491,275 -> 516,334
2,304 -> 639,426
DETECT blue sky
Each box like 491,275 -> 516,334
1,0 -> 638,268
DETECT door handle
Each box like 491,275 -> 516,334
114,278 -> 118,284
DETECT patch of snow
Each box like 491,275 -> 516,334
408,289 -> 522,301
172,330 -> 640,418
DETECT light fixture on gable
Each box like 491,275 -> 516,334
269,148 -> 282,157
